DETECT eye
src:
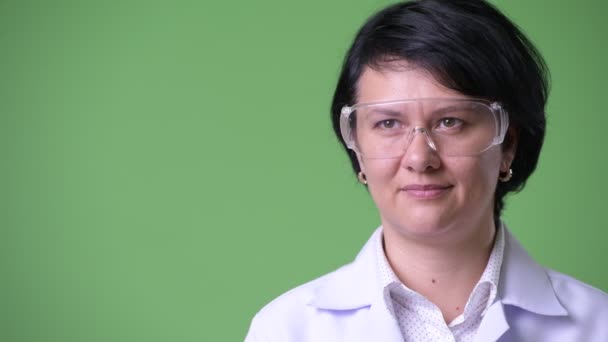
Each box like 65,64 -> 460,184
437,117 -> 463,129
376,119 -> 400,129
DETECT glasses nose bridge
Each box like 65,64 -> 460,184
407,126 -> 438,152
406,99 -> 437,152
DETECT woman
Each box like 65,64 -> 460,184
246,1 -> 608,341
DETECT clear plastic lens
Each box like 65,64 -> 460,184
340,99 -> 508,158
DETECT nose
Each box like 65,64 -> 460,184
401,127 -> 441,172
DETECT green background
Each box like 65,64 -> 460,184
2,0 -> 606,341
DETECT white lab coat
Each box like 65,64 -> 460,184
245,227 -> 608,341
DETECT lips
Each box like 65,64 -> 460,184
401,184 -> 453,199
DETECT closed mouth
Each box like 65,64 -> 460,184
401,184 -> 453,199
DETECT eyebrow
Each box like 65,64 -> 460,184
365,108 -> 403,117
430,104 -> 474,115
361,102 -> 477,118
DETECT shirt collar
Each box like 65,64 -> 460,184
375,223 -> 505,319
470,222 -> 505,315
308,225 -> 567,317
375,226 -> 400,289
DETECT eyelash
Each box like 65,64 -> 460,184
374,118 -> 464,130
436,117 -> 464,129
376,119 -> 400,129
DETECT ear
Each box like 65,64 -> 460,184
501,126 -> 518,172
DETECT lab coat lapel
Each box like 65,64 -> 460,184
365,291 -> 405,341
311,226 -> 569,342
474,301 -> 509,342
308,229 -> 379,310
472,227 -> 569,342
310,228 -> 403,341
499,228 -> 568,316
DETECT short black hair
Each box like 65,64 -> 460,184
330,0 -> 548,220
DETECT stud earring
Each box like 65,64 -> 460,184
357,172 -> 368,185
499,168 -> 513,182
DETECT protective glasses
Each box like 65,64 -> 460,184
340,98 -> 509,159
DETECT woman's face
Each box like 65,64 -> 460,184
355,65 -> 515,241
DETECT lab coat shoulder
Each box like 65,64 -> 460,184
244,267 -> 330,340
547,269 -> 608,337
245,227 -> 608,342
548,268 -> 608,311
245,229 -> 389,342
498,269 -> 608,341
245,261 -> 367,342
497,229 -> 608,341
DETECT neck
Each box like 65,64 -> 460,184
382,219 -> 497,322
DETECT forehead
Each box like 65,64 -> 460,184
355,64 -> 464,104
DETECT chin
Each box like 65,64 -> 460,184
403,222 -> 452,238
386,213 -> 455,239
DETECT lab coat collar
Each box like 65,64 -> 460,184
499,228 -> 568,316
309,228 -> 404,341
308,228 -> 382,310
309,226 -> 568,318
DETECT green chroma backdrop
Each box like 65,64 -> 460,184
1,0 -> 606,341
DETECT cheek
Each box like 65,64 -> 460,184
455,154 -> 502,198
362,159 -> 400,203
363,159 -> 400,184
